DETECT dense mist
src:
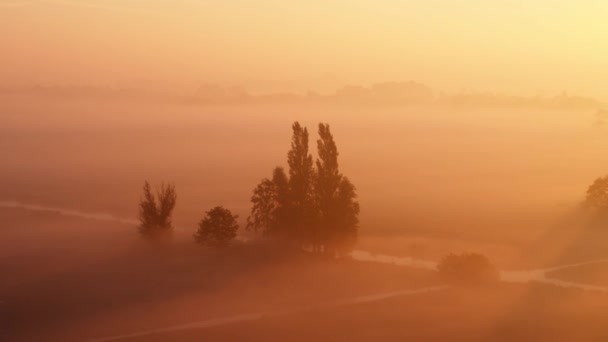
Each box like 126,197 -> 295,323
2,97 -> 606,232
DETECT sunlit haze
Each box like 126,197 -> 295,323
1,0 -> 608,96
3,2 -> 608,341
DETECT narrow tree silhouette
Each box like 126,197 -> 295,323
314,123 -> 359,255
286,122 -> 315,242
138,181 -> 177,241
195,206 -> 239,247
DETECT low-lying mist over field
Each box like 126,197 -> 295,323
3,97 -> 606,231
2,94 -> 608,340
3,1 -> 608,340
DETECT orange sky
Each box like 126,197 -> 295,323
1,0 -> 607,96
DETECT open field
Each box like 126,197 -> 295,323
3,101 -> 608,342
4,2 -> 608,341
1,208 -> 438,341
3,207 -> 608,341
144,284 -> 608,342
2,99 -> 606,233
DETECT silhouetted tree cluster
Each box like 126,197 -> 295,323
195,206 -> 239,247
138,122 -> 357,252
247,122 -> 360,255
437,252 -> 498,286
138,181 -> 177,241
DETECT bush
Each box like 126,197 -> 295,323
437,252 -> 498,286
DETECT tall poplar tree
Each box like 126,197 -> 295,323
314,123 -> 359,254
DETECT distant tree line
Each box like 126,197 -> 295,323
137,121 -> 359,255
13,83 -> 603,111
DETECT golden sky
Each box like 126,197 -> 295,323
1,0 -> 607,96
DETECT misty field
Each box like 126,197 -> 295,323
2,98 -> 606,229
2,208 -> 608,341
3,98 -> 608,341
3,1 -> 608,341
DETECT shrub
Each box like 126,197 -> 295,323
437,252 -> 498,286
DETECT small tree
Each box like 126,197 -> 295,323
585,175 -> 608,213
195,206 -> 239,247
247,167 -> 289,236
247,178 -> 276,233
138,181 -> 177,241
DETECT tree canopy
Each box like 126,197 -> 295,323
585,175 -> 608,212
195,206 -> 239,247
